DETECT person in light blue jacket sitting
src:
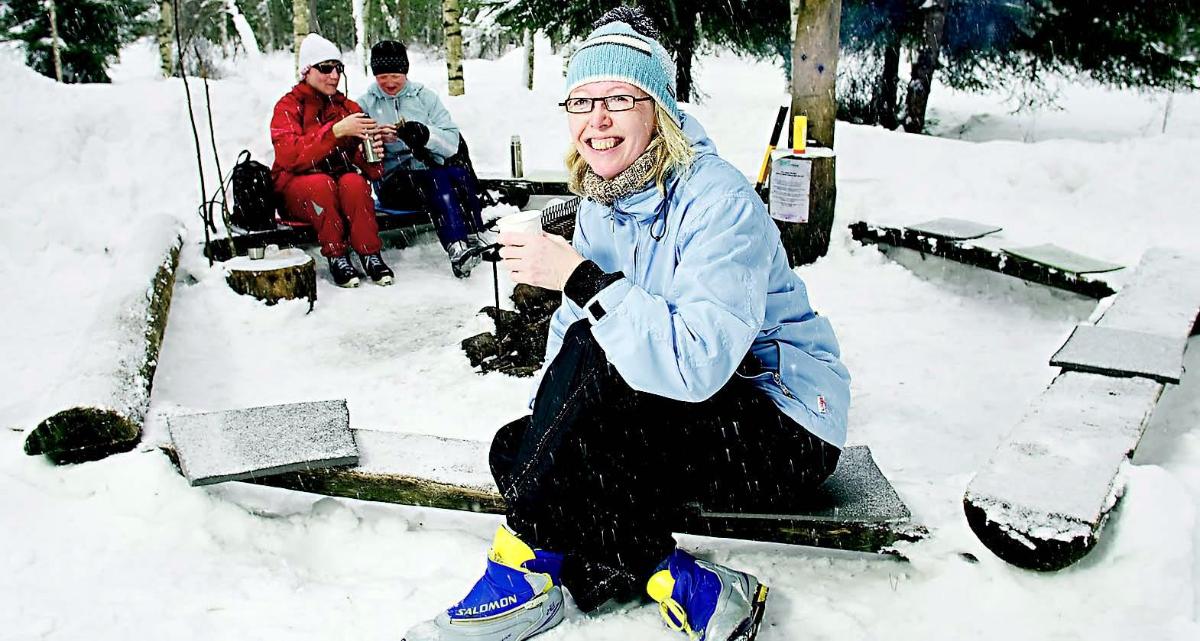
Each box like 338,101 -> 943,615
400,8 -> 850,641
357,40 -> 486,277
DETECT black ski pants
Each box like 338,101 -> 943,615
489,320 -> 840,611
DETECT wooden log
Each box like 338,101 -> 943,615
207,431 -> 923,554
25,220 -> 183,464
963,372 -> 1164,570
224,248 -> 316,307
850,221 -> 1118,299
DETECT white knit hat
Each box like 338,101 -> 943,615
298,33 -> 341,78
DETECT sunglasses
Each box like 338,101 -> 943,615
313,61 -> 345,75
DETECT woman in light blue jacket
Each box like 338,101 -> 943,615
401,8 -> 849,641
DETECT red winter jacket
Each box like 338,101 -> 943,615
269,82 -> 383,192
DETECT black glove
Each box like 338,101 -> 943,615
398,121 -> 430,150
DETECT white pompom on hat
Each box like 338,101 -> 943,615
298,33 -> 341,78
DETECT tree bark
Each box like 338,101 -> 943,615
353,0 -> 367,75
47,0 -> 64,82
308,0 -> 320,32
443,0 -> 465,96
158,0 -> 175,77
522,29 -> 534,90
261,0 -> 276,51
292,0 -> 309,73
791,0 -> 842,148
876,34 -> 901,130
24,223 -> 182,465
903,0 -> 948,134
225,252 -> 317,307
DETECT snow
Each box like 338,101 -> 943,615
2,38 -> 1200,639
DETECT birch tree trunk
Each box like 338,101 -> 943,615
47,0 -> 64,82
903,0 -> 948,134
443,0 -> 465,96
791,0 -> 842,148
158,0 -> 175,77
522,29 -> 534,90
353,0 -> 367,76
225,0 -> 262,57
293,0 -> 310,73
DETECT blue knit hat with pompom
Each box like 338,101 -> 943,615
565,8 -> 682,126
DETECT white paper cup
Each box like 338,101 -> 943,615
497,210 -> 543,236
248,246 -> 265,260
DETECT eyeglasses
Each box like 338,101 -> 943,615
559,95 -> 653,114
312,61 -> 345,75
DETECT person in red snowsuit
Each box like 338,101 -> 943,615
270,33 -> 394,287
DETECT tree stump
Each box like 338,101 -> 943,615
224,248 -> 316,307
769,149 -> 836,267
25,219 -> 182,464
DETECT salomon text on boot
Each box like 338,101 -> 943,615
402,525 -> 565,641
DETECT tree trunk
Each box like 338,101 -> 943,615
903,0 -> 948,134
293,0 -> 309,73
47,0 -> 64,82
308,0 -> 320,32
443,0 -> 465,96
158,0 -> 174,77
225,251 -> 317,307
225,0 -> 262,57
791,0 -> 842,148
876,35 -> 901,130
522,29 -> 534,90
353,0 -> 367,75
673,8 -> 697,104
261,0 -> 276,51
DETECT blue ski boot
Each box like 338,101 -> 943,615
402,525 -> 565,641
646,549 -> 770,641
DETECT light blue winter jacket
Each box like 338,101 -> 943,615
356,80 -> 460,175
535,114 -> 850,448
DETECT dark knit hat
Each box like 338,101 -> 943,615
370,40 -> 409,75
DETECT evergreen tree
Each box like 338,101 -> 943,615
1,0 -> 152,83
496,0 -> 791,103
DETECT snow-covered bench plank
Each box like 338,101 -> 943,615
167,400 -> 357,487
1049,248 -> 1200,384
963,372 -> 1164,571
226,431 -> 923,554
848,221 -> 1118,299
24,217 -> 183,464
905,217 -> 1002,241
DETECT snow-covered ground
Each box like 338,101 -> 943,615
2,38 -> 1199,639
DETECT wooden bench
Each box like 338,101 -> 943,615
849,218 -> 1121,299
166,424 -> 923,555
963,247 -> 1200,570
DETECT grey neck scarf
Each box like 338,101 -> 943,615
580,148 -> 657,206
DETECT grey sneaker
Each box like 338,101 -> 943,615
647,549 -> 769,641
402,525 -> 565,641
448,239 -> 483,279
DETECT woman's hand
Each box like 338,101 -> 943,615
499,232 -> 585,291
377,124 -> 399,144
332,113 -> 377,139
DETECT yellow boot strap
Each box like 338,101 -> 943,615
648,569 -> 699,640
488,525 -> 536,570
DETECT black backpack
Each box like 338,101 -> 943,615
230,150 -> 278,232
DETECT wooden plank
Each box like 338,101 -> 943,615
1094,247 -> 1200,339
1050,325 -> 1187,384
963,372 -> 1164,571
215,431 -> 922,554
167,400 -> 357,487
849,221 -> 1117,299
907,217 -> 1002,241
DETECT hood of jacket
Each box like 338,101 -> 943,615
604,113 -> 720,224
364,79 -> 424,102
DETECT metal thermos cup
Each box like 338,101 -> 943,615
510,135 -> 524,178
363,131 -> 381,164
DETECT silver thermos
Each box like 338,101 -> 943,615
362,130 -> 382,164
510,135 -> 524,178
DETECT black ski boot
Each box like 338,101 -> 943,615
328,255 -> 362,288
359,252 -> 394,286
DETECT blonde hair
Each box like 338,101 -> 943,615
566,103 -> 695,195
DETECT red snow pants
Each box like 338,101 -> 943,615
279,172 -> 382,258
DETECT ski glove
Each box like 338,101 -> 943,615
398,121 -> 430,150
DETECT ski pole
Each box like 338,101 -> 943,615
754,105 -> 790,194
